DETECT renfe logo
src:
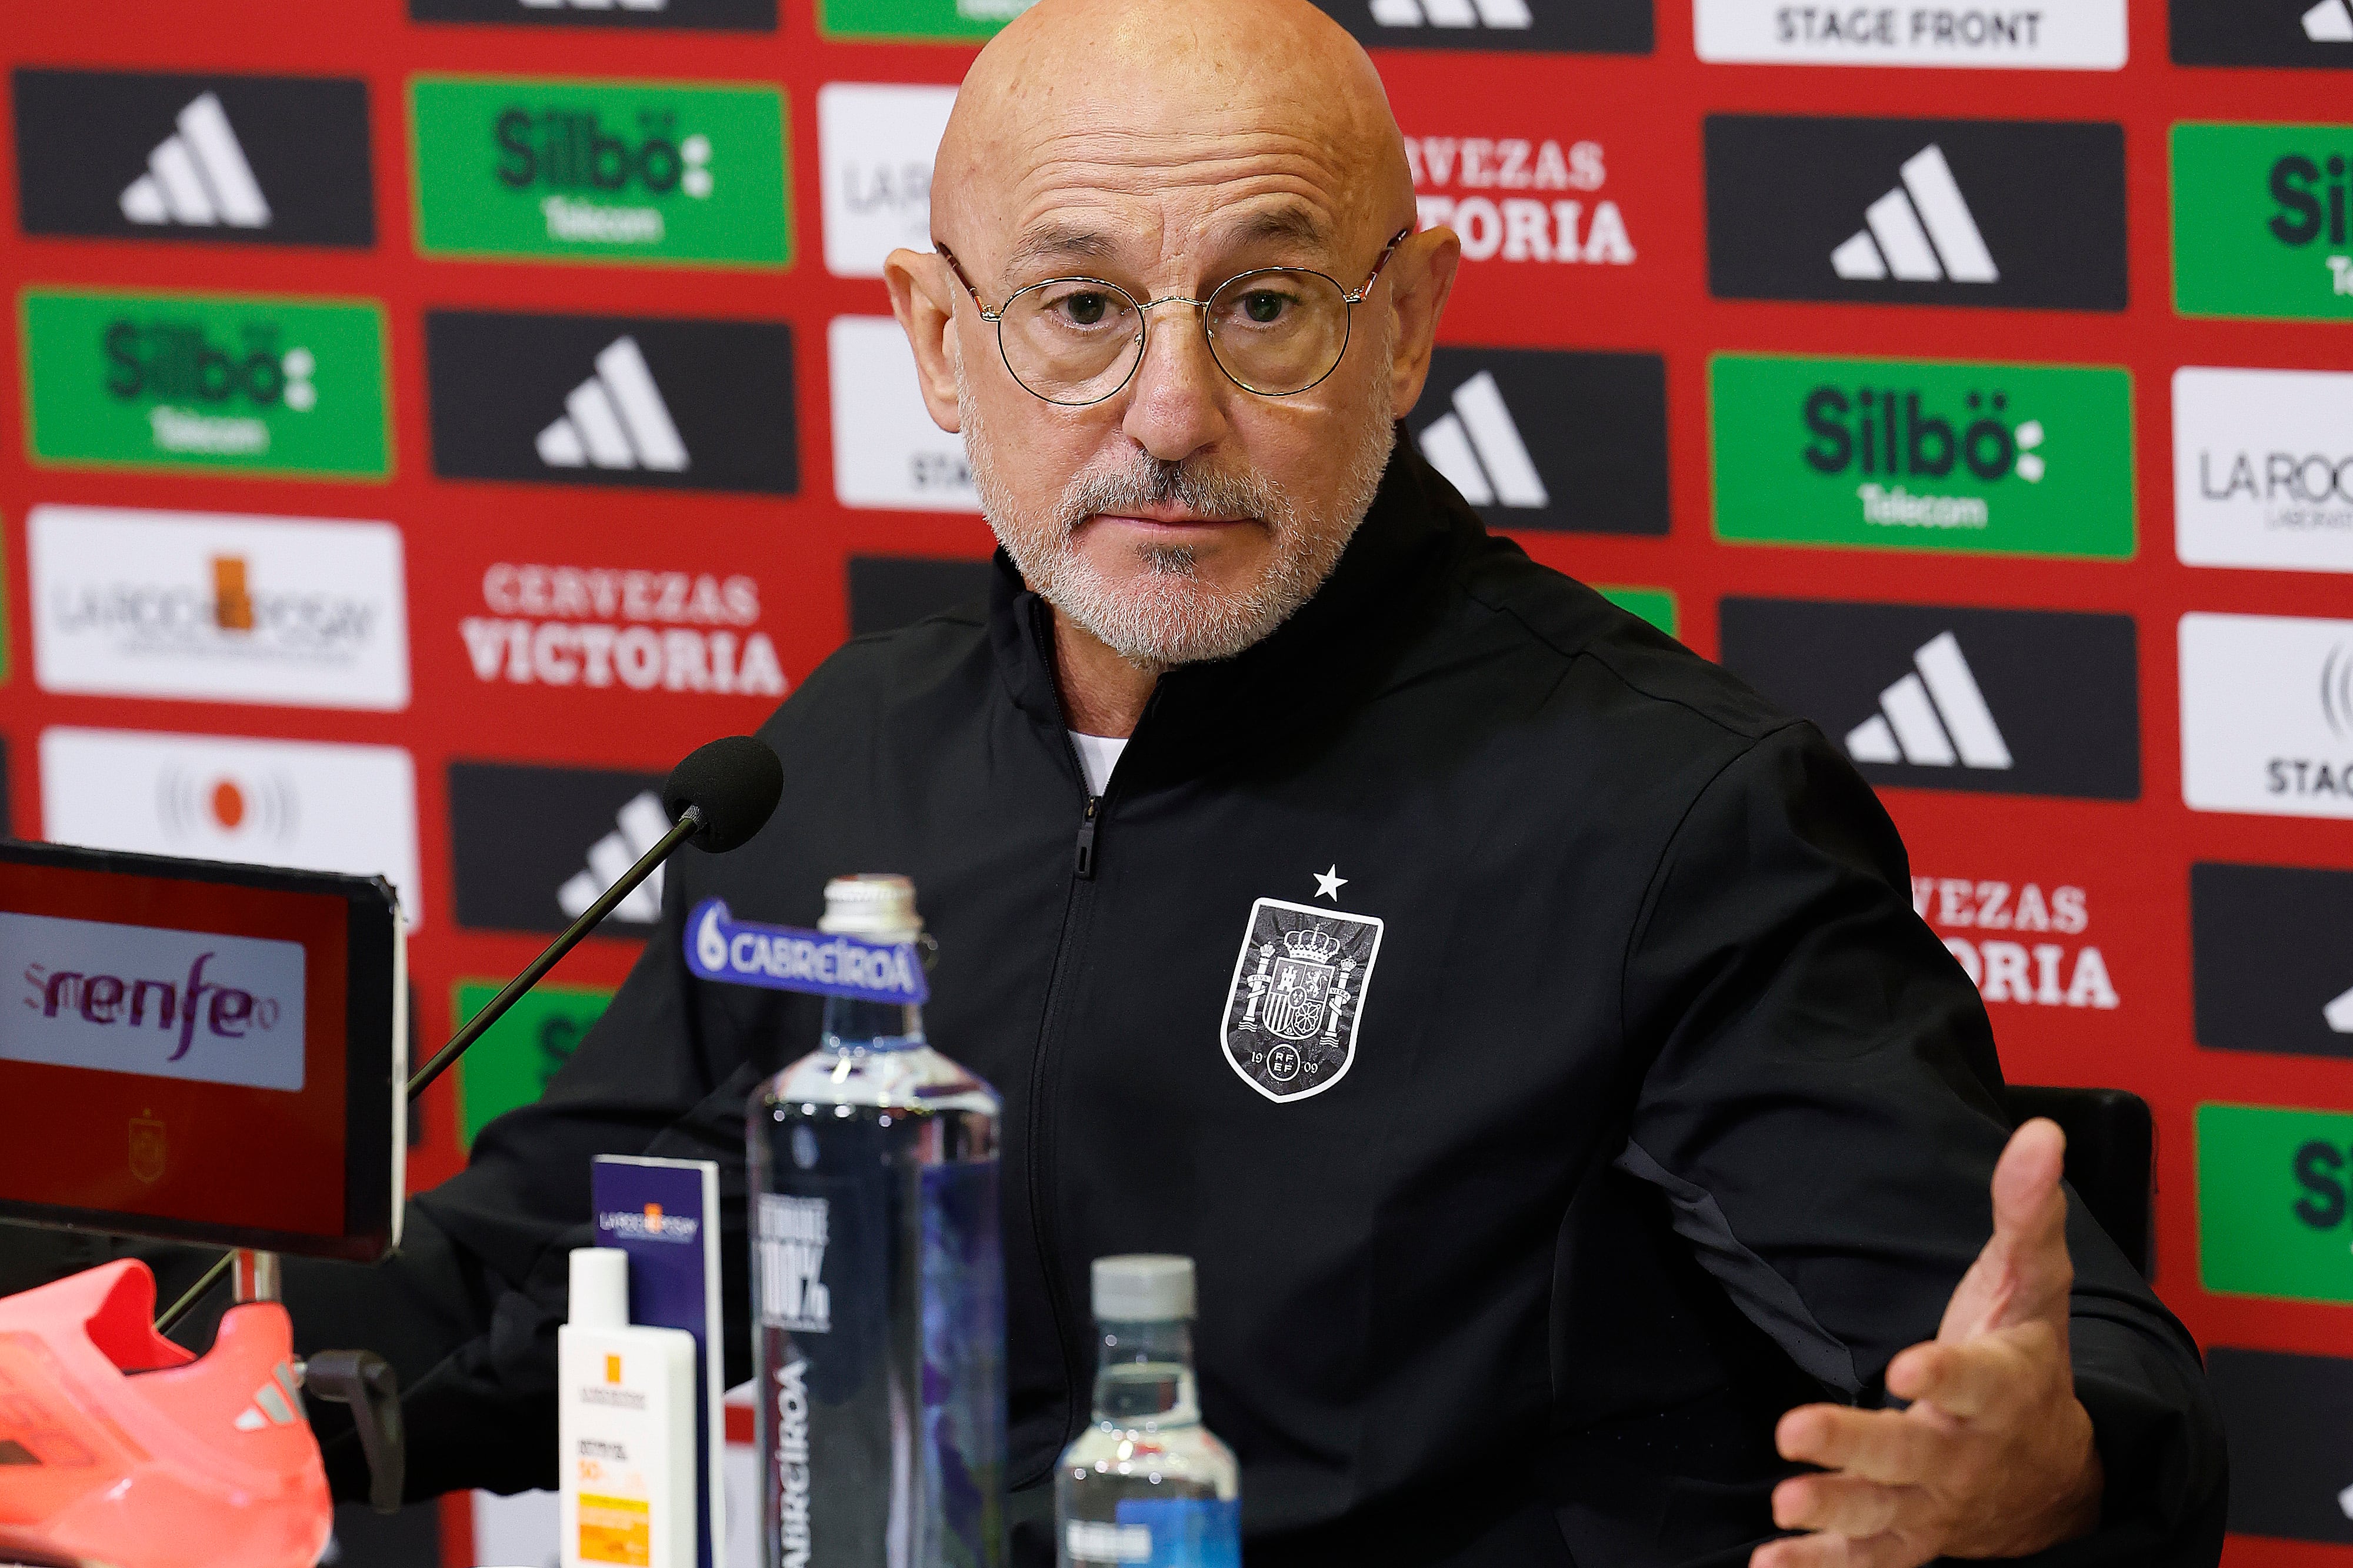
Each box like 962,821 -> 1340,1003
20,288 -> 389,480
1695,0 -> 2127,68
817,84 -> 955,279
2179,613 -> 2353,819
1404,346 -> 1668,534
1305,0 -> 1653,54
1710,355 -> 2134,558
829,316 -> 979,512
2174,123 -> 2353,321
1718,598 -> 2140,801
1704,115 -> 2127,312
2172,0 -> 2353,68
409,76 -> 789,267
0,910 -> 305,1092
426,311 -> 796,496
2174,367 -> 2353,573
12,70 -> 374,248
30,505 -> 409,710
2193,863 -> 2353,1062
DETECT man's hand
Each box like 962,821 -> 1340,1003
1749,1118 -> 2105,1567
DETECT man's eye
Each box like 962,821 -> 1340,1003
1239,292 -> 1289,324
1058,292 -> 1111,326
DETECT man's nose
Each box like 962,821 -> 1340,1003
1119,303 -> 1233,464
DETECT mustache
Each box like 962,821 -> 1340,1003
1057,455 -> 1287,533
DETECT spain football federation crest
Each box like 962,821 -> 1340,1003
1221,897 -> 1384,1102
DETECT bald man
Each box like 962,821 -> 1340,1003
276,1 -> 2224,1562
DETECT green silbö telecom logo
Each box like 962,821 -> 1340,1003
1710,354 -> 2135,560
1599,586 -> 1677,637
409,75 -> 791,268
21,288 -> 389,480
819,0 -> 1034,41
454,980 -> 612,1148
2198,1102 -> 2353,1305
2174,123 -> 2353,322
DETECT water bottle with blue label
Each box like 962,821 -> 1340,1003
1055,1256 -> 1241,1568
744,874 -> 1004,1568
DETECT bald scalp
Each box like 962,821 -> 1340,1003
931,0 -> 1415,279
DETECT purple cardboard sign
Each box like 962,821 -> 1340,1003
594,1155 -> 725,1568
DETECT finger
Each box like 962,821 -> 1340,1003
1772,1472 -> 1917,1537
1752,1532 -> 1928,1568
1776,1403 -> 1945,1484
1886,1336 -> 2034,1420
1939,1119 -> 2072,1341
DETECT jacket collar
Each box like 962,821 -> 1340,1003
987,430 -> 1485,775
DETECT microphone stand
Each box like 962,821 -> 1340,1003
155,803 -> 707,1335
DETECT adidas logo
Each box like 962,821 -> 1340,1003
1367,0 -> 1531,26
1844,630 -> 2014,771
231,1360 -> 304,1433
557,790 -> 671,925
1829,144 -> 1998,285
1416,371 -> 1548,508
119,92 -> 271,229
2307,0 -> 2353,40
536,336 -> 689,473
522,0 -> 667,7
2329,983 -> 2353,1033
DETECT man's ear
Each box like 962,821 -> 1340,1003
1382,226 -> 1461,422
884,247 -> 964,434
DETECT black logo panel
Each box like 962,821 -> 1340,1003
848,556 -> 994,639
2173,0 -> 2353,66
410,0 -> 775,26
426,311 -> 797,496
1703,116 -> 2127,312
12,70 -> 374,248
448,762 -> 671,936
1306,0 -> 1651,54
2194,863 -> 2353,1060
1718,599 -> 2140,802
1405,348 -> 1668,535
2209,1347 -> 2353,1544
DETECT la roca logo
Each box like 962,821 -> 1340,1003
1913,875 -> 2118,1011
1405,135 -> 1634,266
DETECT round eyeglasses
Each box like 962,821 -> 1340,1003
935,229 -> 1410,408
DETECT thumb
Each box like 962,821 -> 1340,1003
1938,1117 -> 2074,1343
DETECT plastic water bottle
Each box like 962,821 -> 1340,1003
1054,1257 -> 1241,1568
746,875 -> 1005,1568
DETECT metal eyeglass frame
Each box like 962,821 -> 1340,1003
934,228 -> 1412,407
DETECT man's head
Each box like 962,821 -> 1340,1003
884,0 -> 1459,670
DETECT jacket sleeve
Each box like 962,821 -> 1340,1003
1614,721 -> 2226,1562
287,881 -> 769,1503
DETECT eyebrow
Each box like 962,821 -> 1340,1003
1226,206 -> 1330,252
1003,223 -> 1122,277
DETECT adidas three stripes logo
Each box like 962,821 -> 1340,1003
1829,145 -> 1997,285
1416,371 -> 1548,509
119,93 -> 271,229
1845,631 -> 2014,772
536,336 -> 691,472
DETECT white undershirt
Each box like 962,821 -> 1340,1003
1069,732 -> 1128,798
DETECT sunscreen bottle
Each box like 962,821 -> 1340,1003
559,1247 -> 698,1568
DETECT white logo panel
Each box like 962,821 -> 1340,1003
828,316 -> 981,513
817,83 -> 958,280
2181,613 -> 2353,820
2174,367 -> 2353,575
30,505 -> 409,710
41,729 -> 424,926
1695,0 -> 2127,67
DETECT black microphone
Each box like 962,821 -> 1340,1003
405,733 -> 784,1099
155,735 -> 783,1337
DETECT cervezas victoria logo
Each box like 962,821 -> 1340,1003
1711,355 -> 2135,558
20,288 -> 389,480
1408,132 -> 1633,270
2174,122 -> 2353,321
458,560 -> 786,699
29,505 -> 409,709
1914,873 -> 2117,1013
409,75 -> 790,267
11,70 -> 374,247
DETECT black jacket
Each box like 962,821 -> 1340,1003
295,439 -> 2225,1565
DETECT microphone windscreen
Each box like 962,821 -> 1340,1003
664,735 -> 784,853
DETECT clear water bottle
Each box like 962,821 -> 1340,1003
746,875 -> 1005,1568
1055,1257 -> 1240,1568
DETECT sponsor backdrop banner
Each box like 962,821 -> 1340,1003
0,3 -> 2347,1562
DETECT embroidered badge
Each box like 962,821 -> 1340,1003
1220,896 -> 1384,1102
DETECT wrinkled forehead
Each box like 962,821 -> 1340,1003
935,14 -> 1403,290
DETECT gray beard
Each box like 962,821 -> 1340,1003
957,340 -> 1397,670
